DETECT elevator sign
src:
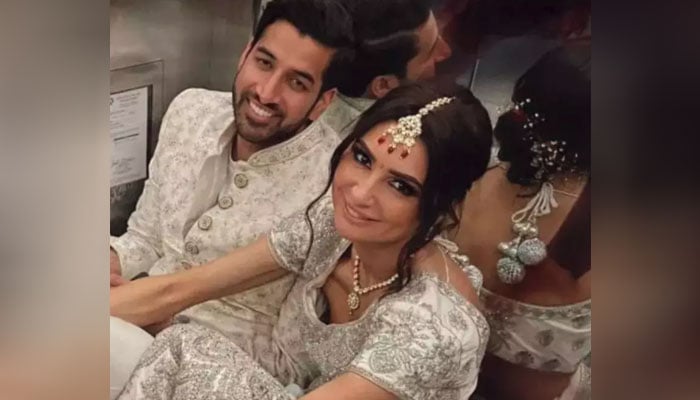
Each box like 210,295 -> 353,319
110,86 -> 149,187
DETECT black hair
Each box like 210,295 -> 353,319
307,81 -> 493,292
252,0 -> 356,93
495,42 -> 591,186
335,0 -> 433,96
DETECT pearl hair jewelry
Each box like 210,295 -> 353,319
497,98 -> 547,131
498,98 -> 580,181
377,96 -> 455,159
529,140 -> 579,181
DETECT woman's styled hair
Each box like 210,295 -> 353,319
495,42 -> 591,186
307,81 -> 493,292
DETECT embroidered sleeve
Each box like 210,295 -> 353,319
267,192 -> 340,278
110,89 -> 200,278
110,149 -> 168,279
348,285 -> 488,400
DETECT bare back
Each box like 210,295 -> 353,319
452,166 -> 589,305
450,166 -> 591,400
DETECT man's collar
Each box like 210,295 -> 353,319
238,117 -> 331,167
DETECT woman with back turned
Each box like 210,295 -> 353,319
453,43 -> 591,400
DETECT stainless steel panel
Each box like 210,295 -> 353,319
208,0 -> 254,91
110,0 -> 252,108
111,0 -> 213,106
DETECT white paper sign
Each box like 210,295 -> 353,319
110,86 -> 149,187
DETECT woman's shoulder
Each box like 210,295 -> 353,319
350,273 -> 490,399
362,263 -> 491,380
361,266 -> 491,355
410,241 -> 483,305
372,251 -> 487,335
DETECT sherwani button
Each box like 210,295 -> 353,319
234,173 -> 249,188
218,195 -> 233,209
198,215 -> 213,230
185,241 -> 199,255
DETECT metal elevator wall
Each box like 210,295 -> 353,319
111,0 -> 253,105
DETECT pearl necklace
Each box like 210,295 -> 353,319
346,254 -> 399,315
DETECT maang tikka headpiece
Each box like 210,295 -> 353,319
377,96 -> 455,159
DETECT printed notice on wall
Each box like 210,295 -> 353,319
110,86 -> 149,187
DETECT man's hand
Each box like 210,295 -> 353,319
110,281 -> 174,333
110,248 -> 127,287
110,274 -> 176,327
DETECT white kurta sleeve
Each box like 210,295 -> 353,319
110,89 -> 198,279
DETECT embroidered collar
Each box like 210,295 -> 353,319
245,118 -> 334,167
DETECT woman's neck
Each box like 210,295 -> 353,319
497,161 -> 588,197
351,241 -> 406,285
549,172 -> 588,197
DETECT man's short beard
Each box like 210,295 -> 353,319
231,82 -> 318,147
233,114 -> 308,147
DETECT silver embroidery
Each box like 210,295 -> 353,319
121,193 -> 489,399
536,329 -> 555,347
118,324 -> 295,400
480,289 -> 591,373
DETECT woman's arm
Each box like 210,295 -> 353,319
110,235 -> 288,326
302,373 -> 396,400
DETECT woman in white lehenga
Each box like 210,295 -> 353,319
452,43 -> 592,400
111,82 -> 494,400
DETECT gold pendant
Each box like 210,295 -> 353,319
347,291 -> 360,314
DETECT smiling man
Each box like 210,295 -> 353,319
108,0 -> 354,397
230,16 -> 346,160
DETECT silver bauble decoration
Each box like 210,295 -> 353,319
523,224 -> 539,238
513,222 -> 530,235
517,238 -> 547,265
497,257 -> 525,284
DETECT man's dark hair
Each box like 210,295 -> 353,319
251,0 -> 355,93
336,0 -> 433,96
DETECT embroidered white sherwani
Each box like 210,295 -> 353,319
109,88 -> 371,398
